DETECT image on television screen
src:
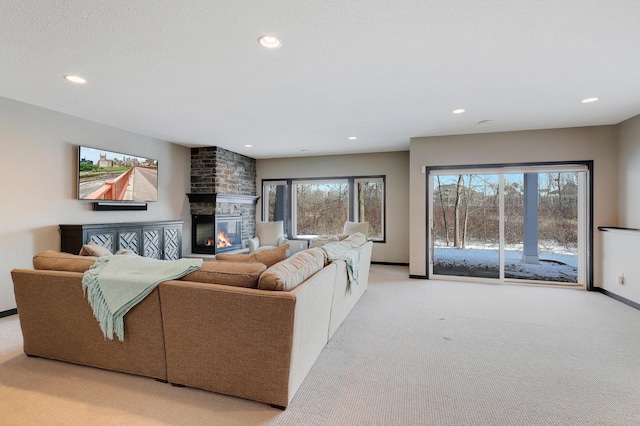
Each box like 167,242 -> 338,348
78,146 -> 158,202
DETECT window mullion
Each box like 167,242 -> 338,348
348,179 -> 355,222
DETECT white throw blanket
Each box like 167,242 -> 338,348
321,242 -> 362,293
82,254 -> 203,341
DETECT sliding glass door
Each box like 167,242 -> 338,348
432,173 -> 500,279
429,163 -> 589,286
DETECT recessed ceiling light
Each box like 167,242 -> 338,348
348,136 -> 357,140
258,35 -> 281,49
581,97 -> 599,103
244,144 -> 253,148
452,108 -> 466,114
63,75 -> 86,84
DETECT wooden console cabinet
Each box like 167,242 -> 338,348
59,221 -> 183,260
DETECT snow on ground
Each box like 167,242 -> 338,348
433,245 -> 578,282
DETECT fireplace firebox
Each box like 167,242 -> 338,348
192,214 -> 242,254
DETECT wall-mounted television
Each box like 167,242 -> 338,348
78,146 -> 158,203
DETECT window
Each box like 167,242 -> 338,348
293,180 -> 349,237
262,176 -> 385,241
428,163 -> 589,285
354,177 -> 384,240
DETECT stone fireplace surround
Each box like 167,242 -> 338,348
188,146 -> 258,252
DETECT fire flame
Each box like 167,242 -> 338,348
218,231 -> 232,248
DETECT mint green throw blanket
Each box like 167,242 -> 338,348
321,242 -> 362,293
82,255 -> 203,341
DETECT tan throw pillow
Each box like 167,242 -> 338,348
256,221 -> 284,246
79,242 -> 113,257
258,248 -> 325,291
343,221 -> 369,237
181,260 -> 266,288
215,244 -> 289,267
115,249 -> 138,256
33,250 -> 98,272
342,232 -> 367,247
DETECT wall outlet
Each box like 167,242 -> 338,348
618,273 -> 625,285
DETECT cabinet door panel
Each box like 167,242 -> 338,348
118,230 -> 141,255
163,227 -> 180,260
143,229 -> 162,259
87,232 -> 115,253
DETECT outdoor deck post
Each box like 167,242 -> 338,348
522,173 -> 540,264
274,185 -> 286,222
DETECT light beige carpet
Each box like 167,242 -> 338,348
2,265 -> 640,425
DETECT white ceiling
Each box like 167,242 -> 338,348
2,1 -> 640,159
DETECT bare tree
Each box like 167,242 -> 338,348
453,174 -> 464,247
435,176 -> 450,246
461,174 -> 473,248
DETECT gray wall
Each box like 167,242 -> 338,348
618,114 -> 640,228
409,126 -> 619,286
3,90 -> 638,310
601,114 -> 640,303
0,96 -> 191,312
256,151 -> 410,264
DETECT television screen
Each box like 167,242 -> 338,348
78,146 -> 158,202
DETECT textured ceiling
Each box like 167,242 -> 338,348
1,0 -> 639,158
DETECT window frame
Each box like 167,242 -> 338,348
262,175 -> 386,242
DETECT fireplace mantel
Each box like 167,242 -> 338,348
187,193 -> 260,204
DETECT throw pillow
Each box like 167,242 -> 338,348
115,249 -> 138,256
309,235 -> 339,248
215,244 -> 290,267
341,232 -> 367,247
256,220 -> 284,247
258,248 -> 325,291
79,242 -> 113,257
33,250 -> 98,273
343,221 -> 369,237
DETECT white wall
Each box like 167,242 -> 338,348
256,151 -> 410,263
601,228 -> 640,303
0,96 -> 191,312
409,126 -> 619,286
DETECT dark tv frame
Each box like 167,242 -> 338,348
77,145 -> 158,211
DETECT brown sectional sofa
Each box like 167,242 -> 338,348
11,239 -> 373,408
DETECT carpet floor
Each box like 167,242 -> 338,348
2,265 -> 640,425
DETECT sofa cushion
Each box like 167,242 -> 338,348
33,250 -> 98,273
79,242 -> 113,257
215,244 -> 289,267
341,232 -> 367,247
343,221 -> 369,237
258,248 -> 325,291
180,260 -> 266,288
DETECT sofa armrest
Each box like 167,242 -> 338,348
10,269 -> 167,380
159,262 -> 336,407
277,236 -> 289,247
248,236 -> 260,253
